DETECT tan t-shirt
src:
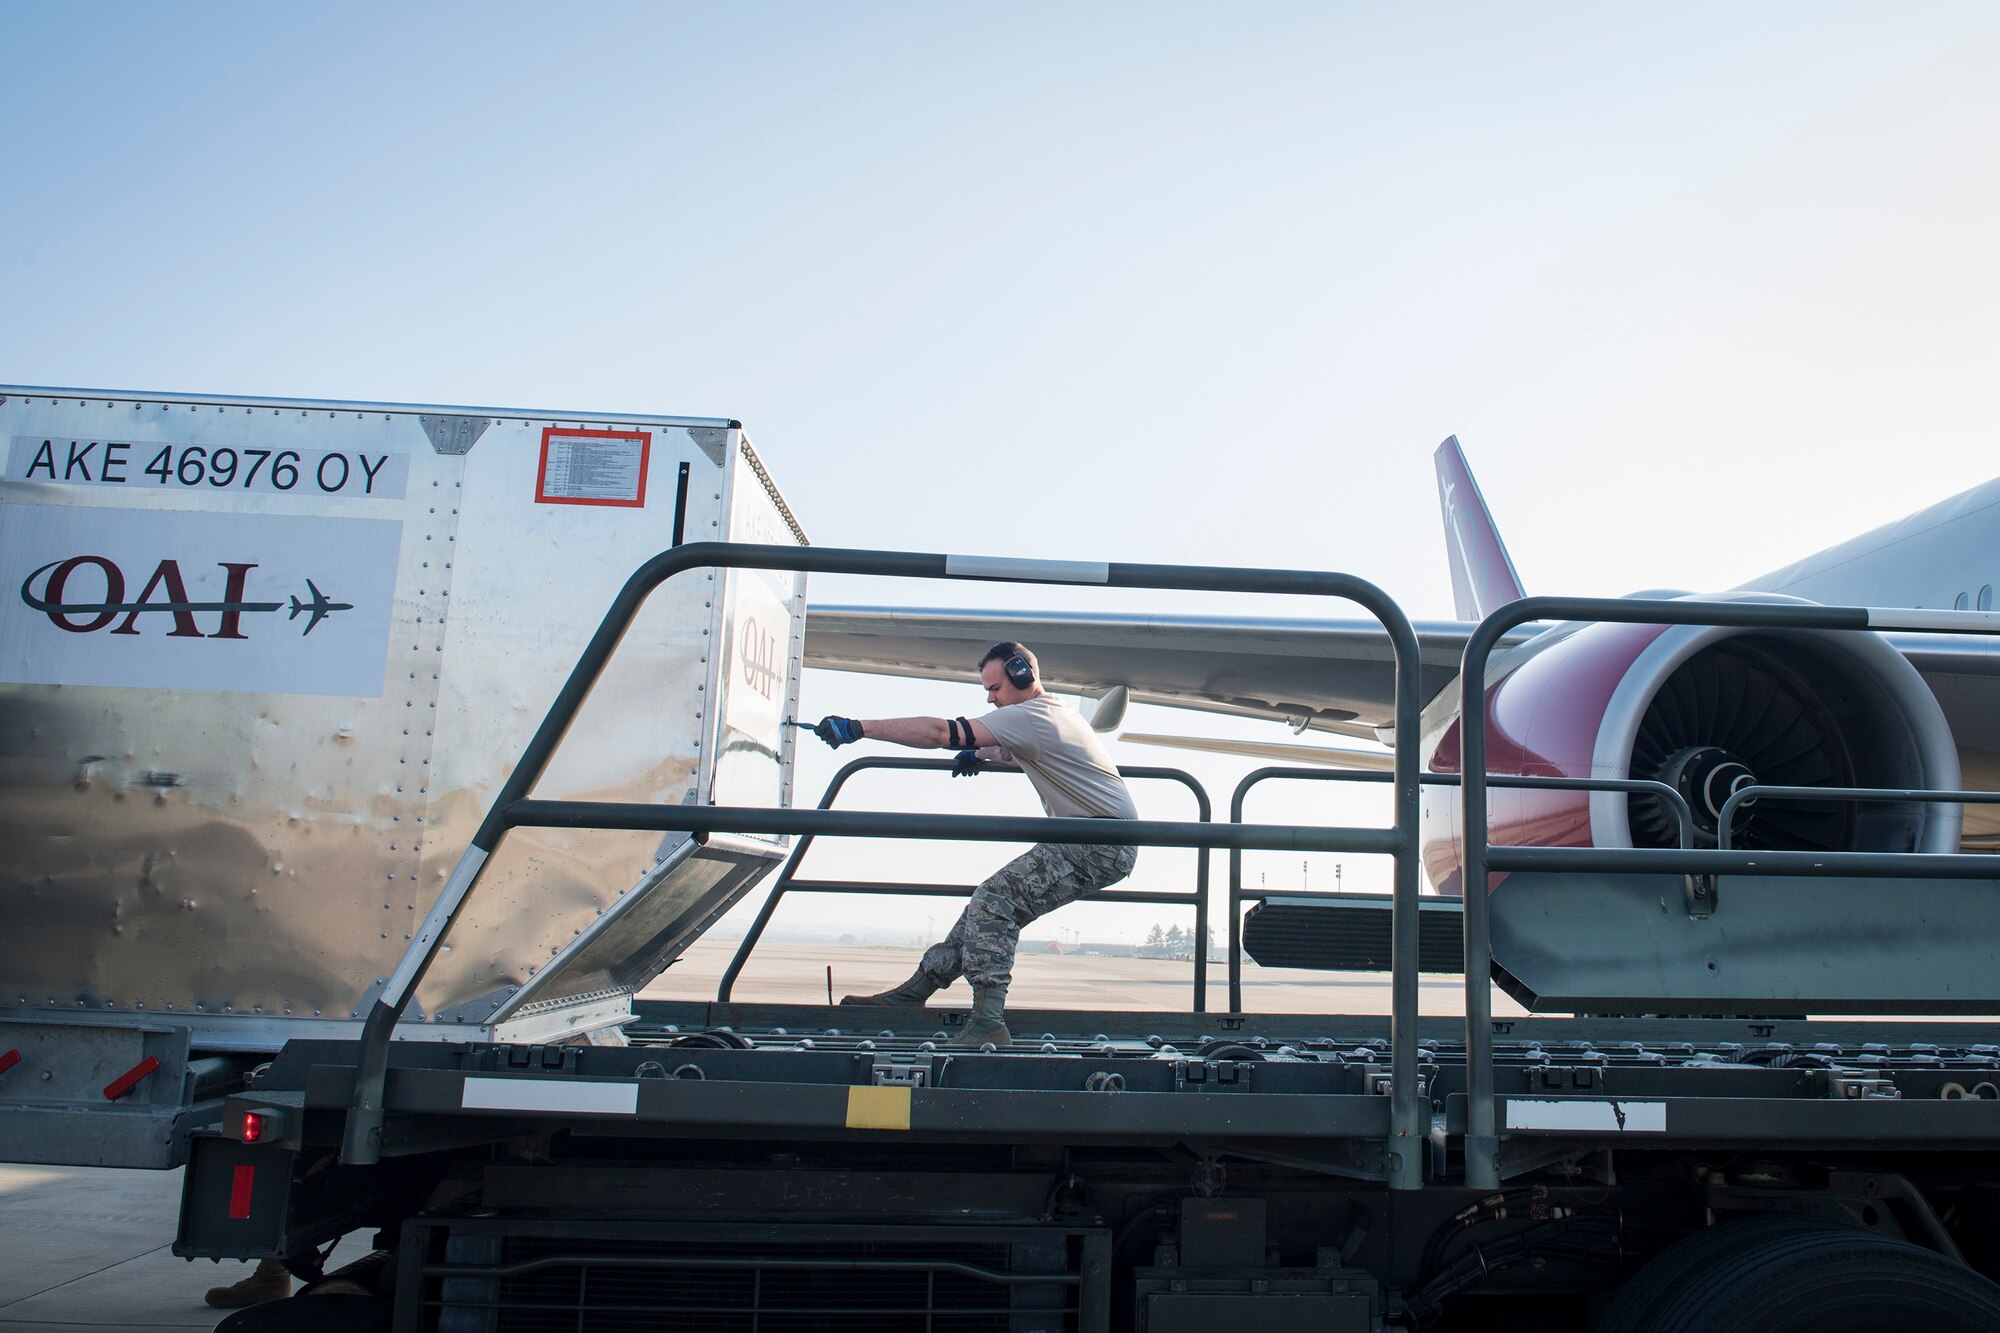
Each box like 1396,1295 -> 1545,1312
979,695 -> 1137,821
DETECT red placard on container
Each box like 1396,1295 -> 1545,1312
535,427 -> 651,508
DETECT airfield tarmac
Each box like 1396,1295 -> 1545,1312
0,945 -> 1508,1332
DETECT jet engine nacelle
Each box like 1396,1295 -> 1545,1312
1419,597 -> 1963,900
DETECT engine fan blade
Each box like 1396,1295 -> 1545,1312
1628,640 -> 1853,852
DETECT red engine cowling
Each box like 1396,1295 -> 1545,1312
1420,599 -> 1962,897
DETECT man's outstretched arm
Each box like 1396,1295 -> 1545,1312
815,715 -> 997,749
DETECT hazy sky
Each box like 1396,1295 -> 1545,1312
7,5 -> 2000,961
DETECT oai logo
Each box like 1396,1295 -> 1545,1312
20,555 -> 352,639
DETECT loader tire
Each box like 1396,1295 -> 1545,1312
1595,1214 -> 2000,1332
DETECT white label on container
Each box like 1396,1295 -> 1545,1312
535,427 -> 650,507
713,564 -> 796,823
461,1077 -> 639,1115
0,503 -> 400,697
8,435 -> 408,499
1505,1099 -> 1667,1133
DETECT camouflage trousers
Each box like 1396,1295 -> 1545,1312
918,840 -> 1138,991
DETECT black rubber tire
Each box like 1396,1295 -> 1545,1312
1595,1215 -> 2000,1333
215,1294 -> 389,1333
1595,1216 -> 1836,1333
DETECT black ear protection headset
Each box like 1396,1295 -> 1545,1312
959,649 -> 1035,747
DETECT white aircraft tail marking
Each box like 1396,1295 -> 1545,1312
1434,436 -> 1527,620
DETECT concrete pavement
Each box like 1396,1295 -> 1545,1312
0,1165 -> 356,1333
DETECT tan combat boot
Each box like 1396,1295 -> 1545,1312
840,966 -> 943,1007
205,1257 -> 291,1308
948,985 -> 1012,1048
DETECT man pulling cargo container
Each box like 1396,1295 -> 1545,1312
810,642 -> 1137,1046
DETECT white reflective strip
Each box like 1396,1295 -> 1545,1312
946,555 -> 1110,584
382,847 -> 490,1004
1505,1099 -> 1666,1133
461,1077 -> 639,1116
1866,607 -> 2000,633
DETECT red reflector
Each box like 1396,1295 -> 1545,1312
0,1049 -> 19,1077
240,1111 -> 265,1143
102,1055 -> 161,1101
228,1164 -> 255,1220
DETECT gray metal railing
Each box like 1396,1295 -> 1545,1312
343,542 -> 1429,1191
1718,785 -> 2000,851
1223,767 -> 1692,1012
716,755 -> 1217,1008
1457,596 -> 2000,1188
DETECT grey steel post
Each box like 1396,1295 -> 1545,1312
1459,609 -> 1505,1188
1384,611 -> 1425,1191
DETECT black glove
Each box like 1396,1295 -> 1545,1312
951,748 -> 981,777
814,716 -> 863,748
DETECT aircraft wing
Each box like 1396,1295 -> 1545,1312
803,605 -> 1536,742
1888,633 -> 2000,760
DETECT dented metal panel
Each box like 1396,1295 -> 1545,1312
0,387 -> 805,1054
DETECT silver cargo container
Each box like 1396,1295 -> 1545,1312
0,387 -> 806,1164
